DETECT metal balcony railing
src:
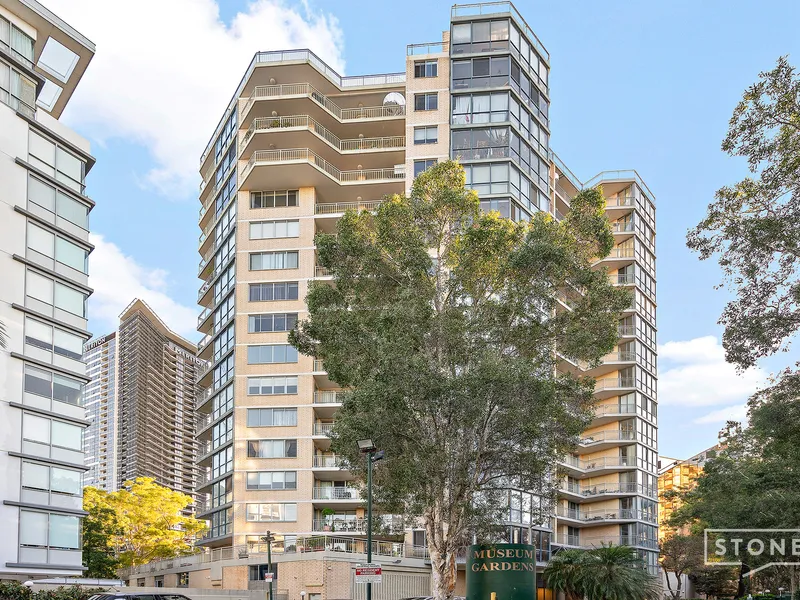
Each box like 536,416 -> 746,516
197,412 -> 212,431
614,272 -> 636,285
313,359 -> 325,372
312,486 -> 361,500
611,221 -> 635,233
580,429 -> 636,445
313,422 -> 335,436
594,404 -> 637,418
606,196 -> 635,208
312,455 -> 344,468
561,455 -> 635,471
242,148 -> 406,183
315,200 -> 383,215
197,307 -> 211,328
314,391 -> 346,404
594,377 -> 636,392
553,533 -> 580,546
243,81 -> 406,121
315,265 -> 332,278
407,41 -> 449,55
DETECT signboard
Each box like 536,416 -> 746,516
466,544 -> 536,600
355,563 -> 382,584
263,573 -> 274,583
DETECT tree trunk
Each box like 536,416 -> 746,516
429,545 -> 457,600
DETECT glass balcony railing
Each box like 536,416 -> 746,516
243,148 -> 406,184
312,486 -> 361,500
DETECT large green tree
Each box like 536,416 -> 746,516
659,534 -> 705,599
290,161 -> 630,600
82,487 -> 121,577
83,477 -> 206,568
687,56 -> 800,370
544,545 -> 661,600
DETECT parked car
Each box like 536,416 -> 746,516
88,594 -> 192,600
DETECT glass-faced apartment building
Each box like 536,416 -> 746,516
176,1 -> 659,594
0,0 -> 95,579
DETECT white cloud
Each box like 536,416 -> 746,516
47,0 -> 345,197
658,335 -> 767,407
88,234 -> 197,338
693,404 -> 749,425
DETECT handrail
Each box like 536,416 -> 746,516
314,391 -> 346,403
315,200 -> 383,214
584,170 -> 657,204
312,486 -> 361,500
313,422 -> 335,436
243,148 -> 405,184
312,455 -> 344,468
242,114 -> 405,152
580,429 -> 636,444
243,82 -> 407,121
407,42 -> 449,55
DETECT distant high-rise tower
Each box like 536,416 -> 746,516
82,299 -> 205,501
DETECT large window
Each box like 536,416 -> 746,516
212,354 -> 235,390
247,439 -> 297,458
251,190 -> 298,209
20,510 -> 80,551
250,251 -> 299,271
213,294 -> 234,331
215,110 -> 238,163
413,159 -> 437,178
22,413 -> 83,461
209,508 -> 232,538
22,461 -> 82,496
26,269 -> 88,319
24,365 -> 84,407
247,345 -> 298,364
451,19 -> 510,55
249,282 -> 299,302
248,313 -> 298,333
24,317 -> 84,362
247,471 -> 298,491
211,477 -> 232,508
29,131 -> 86,194
212,416 -> 233,448
250,220 -> 300,240
452,56 -> 510,90
414,93 -> 438,111
247,376 -> 298,396
414,60 -> 438,78
211,446 -> 233,479
211,384 -> 234,420
246,503 -> 297,522
0,15 -> 35,66
28,175 -> 90,230
414,126 -> 438,145
452,127 -> 510,160
27,222 -> 89,275
247,408 -> 298,427
213,323 -> 234,361
452,92 -> 509,124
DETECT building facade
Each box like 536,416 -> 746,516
82,299 -> 204,499
119,1 -> 659,594
0,0 -> 95,578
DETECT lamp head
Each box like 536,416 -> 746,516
357,439 -> 376,453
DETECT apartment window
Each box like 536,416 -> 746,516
20,510 -> 80,552
250,220 -> 300,240
0,16 -> 35,66
215,171 -> 237,217
214,264 -> 235,304
451,19 -> 510,53
247,376 -> 298,396
452,127 -> 510,160
24,365 -> 84,407
22,461 -> 82,497
249,282 -> 299,302
212,416 -> 233,448
22,413 -> 82,459
211,446 -> 233,478
212,354 -> 235,390
24,317 -> 84,361
247,439 -> 297,458
413,159 -> 438,178
463,162 -> 510,195
250,251 -> 299,271
211,384 -> 234,419
26,269 -> 88,319
452,56 -> 510,90
215,202 -> 236,241
27,222 -> 89,275
247,471 -> 298,491
29,131 -> 86,194
247,344 -> 298,364
248,313 -> 298,333
246,503 -> 297,522
215,110 -> 238,162
177,573 -> 189,588
211,477 -> 232,508
213,323 -> 234,361
414,93 -> 438,111
251,190 -> 299,209
414,60 -> 438,78
213,295 -> 234,331
28,176 -> 90,230
480,199 -> 512,219
247,408 -> 298,427
414,126 -> 438,145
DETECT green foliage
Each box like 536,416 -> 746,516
83,477 -> 206,568
544,545 -> 661,600
0,583 -> 104,600
687,56 -> 800,370
82,488 -> 121,577
660,534 -> 706,599
290,160 -> 629,599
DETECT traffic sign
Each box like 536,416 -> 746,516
264,573 -> 274,583
355,563 -> 382,584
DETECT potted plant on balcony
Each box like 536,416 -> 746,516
321,508 -> 335,531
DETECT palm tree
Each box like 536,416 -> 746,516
545,545 -> 661,600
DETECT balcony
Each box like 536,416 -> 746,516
242,81 -> 406,122
241,115 -> 405,156
314,391 -> 346,404
552,533 -> 580,547
313,455 -> 345,469
315,265 -> 332,278
313,422 -> 335,437
579,429 -> 636,450
617,324 -> 636,337
559,455 -> 636,476
243,148 -> 405,184
556,506 -> 649,524
315,199 -> 383,215
312,486 -> 361,501
593,376 -> 636,399
611,221 -> 635,234
613,273 -> 636,286
559,481 -> 655,501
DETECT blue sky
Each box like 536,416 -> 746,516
48,0 -> 800,458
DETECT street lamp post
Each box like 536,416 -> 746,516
263,530 -> 275,600
357,439 -> 384,600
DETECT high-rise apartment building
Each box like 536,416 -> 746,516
0,0 -> 95,578
82,299 -> 204,499
122,1 -> 657,595
658,445 -> 719,539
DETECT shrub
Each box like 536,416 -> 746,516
0,584 -> 105,600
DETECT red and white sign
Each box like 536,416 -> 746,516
355,563 -> 382,584
263,573 -> 274,583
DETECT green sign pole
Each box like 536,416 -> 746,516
466,543 -> 537,600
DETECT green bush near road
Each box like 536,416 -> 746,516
0,582 -> 104,600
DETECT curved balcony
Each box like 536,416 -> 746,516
241,148 -> 405,199
594,376 -> 637,400
580,350 -> 637,377
553,533 -> 658,550
558,481 -> 653,502
558,455 -> 636,478
556,507 -> 656,526
594,246 -> 635,270
315,199 -> 383,215
579,429 -> 636,451
242,82 -> 406,125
